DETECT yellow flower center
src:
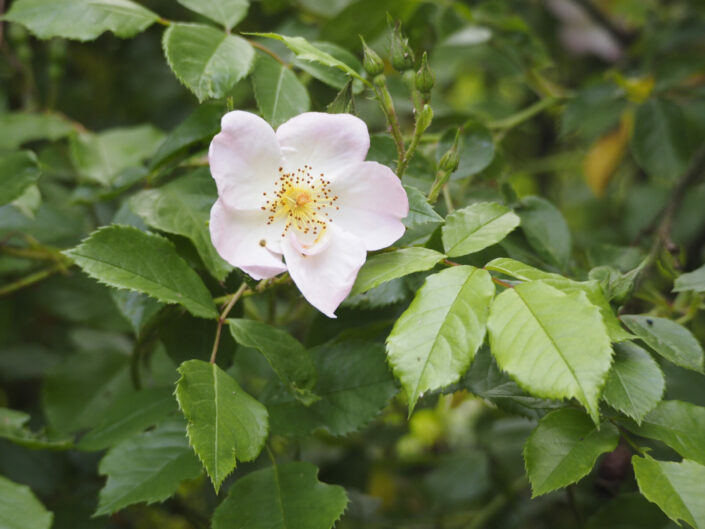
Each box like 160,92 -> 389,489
262,165 -> 339,242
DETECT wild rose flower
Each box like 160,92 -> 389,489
208,111 -> 409,317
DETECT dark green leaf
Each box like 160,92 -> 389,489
524,408 -> 619,496
212,462 -> 348,529
621,315 -> 704,373
0,151 -> 41,207
175,359 -> 269,492
251,54 -> 310,128
65,225 -> 218,319
517,196 -> 572,270
398,185 -> 444,245
0,408 -> 72,450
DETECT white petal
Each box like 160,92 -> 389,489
209,111 -> 283,210
209,199 -> 287,280
282,225 -> 367,318
329,161 -> 409,250
275,112 -> 369,177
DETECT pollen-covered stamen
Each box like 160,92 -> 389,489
264,164 -> 339,242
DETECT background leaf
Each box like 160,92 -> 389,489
523,408 -> 619,496
175,359 -> 269,492
0,475 -> 53,529
163,23 -> 254,102
488,281 -> 613,423
251,54 -> 311,128
0,112 -> 73,150
517,196 -> 572,270
2,0 -> 158,40
387,266 -> 494,412
674,264 -> 705,293
0,151 -> 41,207
442,202 -> 520,257
212,462 -> 348,529
65,225 -> 218,319
176,0 -> 249,31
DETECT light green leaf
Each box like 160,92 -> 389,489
0,475 -> 53,529
175,359 -> 269,493
163,23 -> 254,102
621,315 -> 704,373
65,225 -> 218,319
293,41 -> 364,91
2,0 -> 158,40
603,342 -> 664,424
631,99 -> 692,183
674,264 -> 705,293
95,417 -> 202,515
442,202 -> 520,257
350,247 -> 445,297
485,257 -> 560,281
265,341 -> 397,436
228,319 -> 318,404
69,125 -> 164,186
130,169 -> 231,281
633,455 -> 705,528
176,0 -> 249,31
387,266 -> 494,412
79,388 -> 177,451
0,151 -> 41,207
625,400 -> 705,466
517,196 -> 572,270
398,185 -> 444,245
251,54 -> 310,128
212,462 -> 348,529
43,348 -> 132,433
488,281 -> 613,423
150,101 -> 226,169
0,408 -> 72,450
250,32 -> 368,86
524,408 -> 619,496
0,112 -> 74,149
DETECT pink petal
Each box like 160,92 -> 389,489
282,225 -> 367,318
209,199 -> 287,280
209,111 -> 283,210
329,161 -> 408,251
275,112 -> 369,177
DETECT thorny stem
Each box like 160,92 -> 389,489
396,115 -> 425,179
209,282 -> 248,364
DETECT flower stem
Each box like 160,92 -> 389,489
372,75 -> 406,169
209,282 -> 248,364
427,168 -> 451,203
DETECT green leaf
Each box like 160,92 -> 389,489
43,348 -> 132,433
0,151 -> 41,207
250,32 -> 368,86
251,54 -> 310,128
293,41 -> 364,91
603,342 -> 664,424
212,462 -> 348,529
517,196 -> 572,270
69,125 -> 164,186
111,290 -> 164,337
387,266 -> 494,412
0,408 -> 72,450
79,388 -> 177,451
631,99 -> 692,183
265,341 -> 397,436
398,185 -> 444,245
0,475 -> 53,529
228,319 -> 318,404
523,408 -> 619,496
585,493 -> 671,529
350,247 -> 445,297
633,455 -> 705,529
0,112 -> 74,150
442,202 -> 520,257
674,264 -> 705,293
163,23 -> 254,102
487,281 -> 613,423
150,101 -> 226,169
65,225 -> 218,319
621,315 -> 704,373
175,359 -> 269,492
130,169 -> 231,281
436,122 -> 495,180
485,257 -> 560,281
625,400 -> 705,466
2,0 -> 158,40
327,80 -> 355,114
176,0 -> 249,31
95,417 -> 202,515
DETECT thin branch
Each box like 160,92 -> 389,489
0,263 -> 66,297
209,282 -> 248,364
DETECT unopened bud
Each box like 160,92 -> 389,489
390,22 -> 415,71
415,52 -> 434,94
417,104 -> 433,133
360,36 -> 384,77
439,130 -> 461,173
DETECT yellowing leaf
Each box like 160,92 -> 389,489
583,113 -> 631,197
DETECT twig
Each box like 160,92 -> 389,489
209,282 -> 248,364
487,97 -> 561,133
0,263 -> 66,297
